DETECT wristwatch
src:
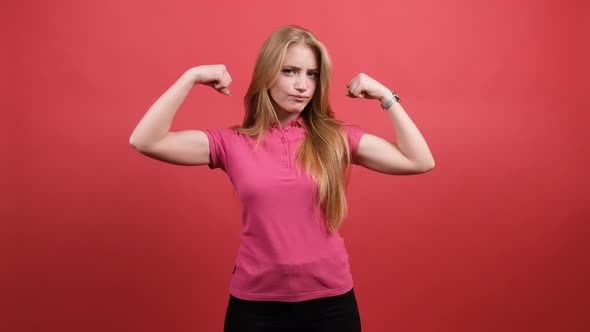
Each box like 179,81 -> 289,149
381,91 -> 401,110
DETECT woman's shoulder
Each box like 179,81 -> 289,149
206,126 -> 255,143
336,122 -> 366,153
337,122 -> 365,136
206,125 -> 242,135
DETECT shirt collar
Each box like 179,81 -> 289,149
291,116 -> 306,128
273,116 -> 306,129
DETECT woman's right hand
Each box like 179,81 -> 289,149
187,65 -> 232,96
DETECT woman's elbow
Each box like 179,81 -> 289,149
129,135 -> 141,150
419,159 -> 435,173
129,135 -> 150,152
408,158 -> 435,174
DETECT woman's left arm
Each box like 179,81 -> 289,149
346,73 -> 435,175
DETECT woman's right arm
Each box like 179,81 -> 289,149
129,65 -> 232,166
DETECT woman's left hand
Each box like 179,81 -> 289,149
345,73 -> 392,104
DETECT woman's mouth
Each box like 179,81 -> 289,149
290,95 -> 308,102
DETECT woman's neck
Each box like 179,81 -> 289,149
274,109 -> 301,128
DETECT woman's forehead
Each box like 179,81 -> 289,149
282,44 -> 319,69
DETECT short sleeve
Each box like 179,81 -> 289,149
341,124 -> 366,164
204,128 -> 234,172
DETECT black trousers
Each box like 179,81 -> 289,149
223,288 -> 362,332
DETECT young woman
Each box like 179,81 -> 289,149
130,25 -> 434,332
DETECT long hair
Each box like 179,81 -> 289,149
235,25 -> 352,233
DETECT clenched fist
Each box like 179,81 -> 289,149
187,64 -> 233,96
345,73 -> 393,104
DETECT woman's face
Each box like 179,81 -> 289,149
268,43 -> 319,123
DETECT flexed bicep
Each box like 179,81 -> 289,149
134,130 -> 211,166
355,133 -> 429,175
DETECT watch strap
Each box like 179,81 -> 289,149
381,91 -> 401,110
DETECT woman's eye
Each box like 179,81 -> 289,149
282,69 -> 295,74
308,72 -> 319,78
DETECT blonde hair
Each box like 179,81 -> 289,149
235,25 -> 351,233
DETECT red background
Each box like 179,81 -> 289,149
3,0 -> 589,331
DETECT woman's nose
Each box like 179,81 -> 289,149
294,74 -> 308,90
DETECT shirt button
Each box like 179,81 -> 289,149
282,164 -> 288,168
281,138 -> 286,144
282,152 -> 287,156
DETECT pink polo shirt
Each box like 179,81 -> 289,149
205,117 -> 365,302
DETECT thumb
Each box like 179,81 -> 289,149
218,87 -> 231,96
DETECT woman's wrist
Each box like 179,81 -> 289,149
184,67 -> 202,85
379,90 -> 394,105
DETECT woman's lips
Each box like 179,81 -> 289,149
290,95 -> 309,101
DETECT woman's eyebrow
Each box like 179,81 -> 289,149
282,65 -> 319,71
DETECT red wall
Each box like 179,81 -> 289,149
4,0 -> 589,331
